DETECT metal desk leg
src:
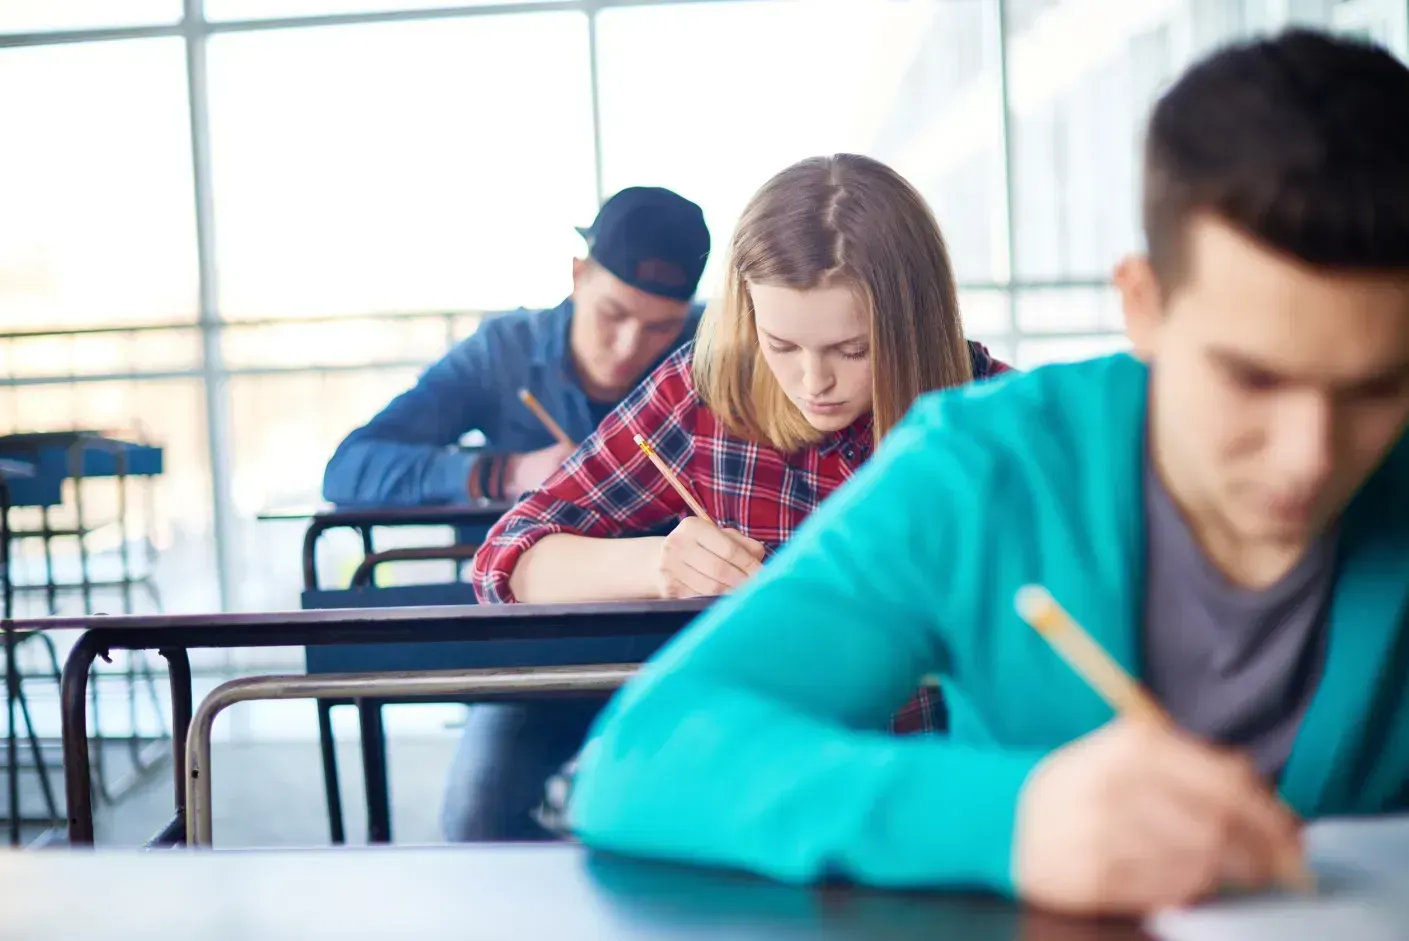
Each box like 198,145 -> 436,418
2,481 -> 13,845
61,632 -> 105,845
5,622 -> 17,847
317,700 -> 346,844
138,647 -> 192,849
1,477 -> 10,618
358,526 -> 377,588
162,648 -> 192,840
69,452 -> 93,615
40,507 -> 56,616
356,699 -> 391,843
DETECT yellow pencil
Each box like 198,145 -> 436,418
517,389 -> 574,447
1014,584 -> 1315,894
632,433 -> 715,526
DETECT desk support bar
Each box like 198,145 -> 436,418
62,638 -> 193,846
60,631 -> 104,844
185,665 -> 636,847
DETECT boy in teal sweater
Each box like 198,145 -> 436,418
564,30 -> 1409,917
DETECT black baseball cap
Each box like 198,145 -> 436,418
575,186 -> 710,301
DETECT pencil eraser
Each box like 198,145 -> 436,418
1014,585 -> 1050,621
632,434 -> 645,446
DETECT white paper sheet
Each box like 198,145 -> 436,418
1146,816 -> 1409,941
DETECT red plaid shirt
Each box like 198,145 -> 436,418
472,340 -> 1010,734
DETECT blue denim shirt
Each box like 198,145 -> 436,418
322,297 -> 703,506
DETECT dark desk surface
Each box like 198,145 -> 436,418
258,502 -> 514,525
6,598 -> 715,648
0,458 -> 34,479
0,430 -> 121,448
0,844 -> 1148,941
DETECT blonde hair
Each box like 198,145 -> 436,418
693,154 -> 972,453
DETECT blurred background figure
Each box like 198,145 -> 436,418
321,185 -> 710,508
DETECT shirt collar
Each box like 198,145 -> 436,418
818,414 -> 874,458
529,296 -> 576,370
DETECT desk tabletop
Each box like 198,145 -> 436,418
258,502 -> 514,525
0,431 -> 159,452
4,597 -> 715,647
0,432 -> 163,486
0,430 -> 120,448
0,458 -> 35,479
0,844 -> 1147,941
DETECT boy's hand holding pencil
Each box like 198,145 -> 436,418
1011,585 -> 1311,916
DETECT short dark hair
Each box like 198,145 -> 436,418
1144,29 -> 1409,293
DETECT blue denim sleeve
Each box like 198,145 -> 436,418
322,324 -> 508,506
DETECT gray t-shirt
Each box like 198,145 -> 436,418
1143,462 -> 1336,780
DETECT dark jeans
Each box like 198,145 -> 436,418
439,699 -> 603,842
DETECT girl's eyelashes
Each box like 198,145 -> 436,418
763,342 -> 869,361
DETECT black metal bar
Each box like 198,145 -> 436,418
348,545 -> 481,589
40,506 -> 56,616
359,527 -> 376,589
68,441 -> 94,615
143,812 -> 185,849
162,648 -> 193,827
9,579 -> 168,594
91,652 -> 111,805
127,654 -> 143,768
1,475 -> 14,844
301,520 -> 324,591
61,631 -> 106,845
299,505 -> 511,590
7,527 -> 97,539
358,700 -> 391,844
317,699 -> 345,844
117,452 -> 134,615
5,619 -> 17,846
1,473 -> 11,617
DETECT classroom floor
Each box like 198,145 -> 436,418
6,732 -> 459,848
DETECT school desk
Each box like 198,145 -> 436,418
5,599 -> 710,846
260,500 -> 515,842
0,842 -> 1151,941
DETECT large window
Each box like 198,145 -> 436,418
0,0 -> 180,33
989,0 -> 1409,365
227,368 -> 424,614
0,38 -> 198,331
596,0 -> 1002,292
206,12 -> 597,318
205,0 -> 542,19
4,0 -> 1408,615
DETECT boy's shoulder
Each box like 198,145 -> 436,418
884,353 -> 1149,496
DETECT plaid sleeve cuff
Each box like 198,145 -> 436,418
470,501 -> 580,603
889,685 -> 943,735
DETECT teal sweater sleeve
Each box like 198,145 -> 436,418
568,404 -> 1047,893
